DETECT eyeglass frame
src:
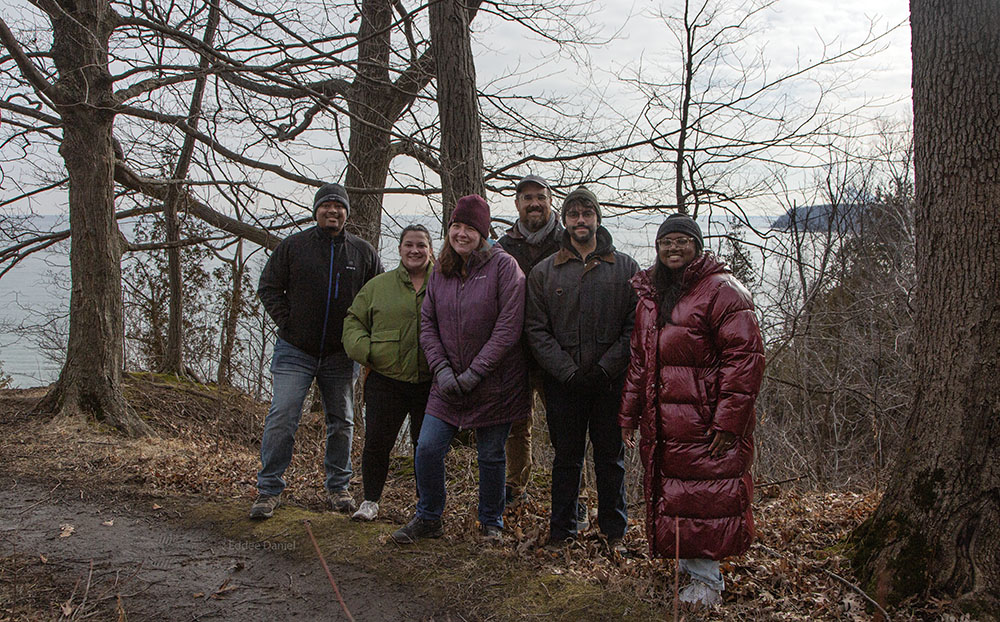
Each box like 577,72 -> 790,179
656,236 -> 695,250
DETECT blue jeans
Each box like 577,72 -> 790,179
414,414 -> 511,528
257,338 -> 356,496
544,377 -> 627,541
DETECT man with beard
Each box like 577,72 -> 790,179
251,182 -> 383,520
496,174 -> 563,506
524,186 -> 638,551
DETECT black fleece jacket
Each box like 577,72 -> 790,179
258,226 -> 383,358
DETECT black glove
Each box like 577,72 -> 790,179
455,369 -> 483,394
435,366 -> 462,397
566,366 -> 610,391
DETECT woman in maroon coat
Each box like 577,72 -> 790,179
619,213 -> 764,606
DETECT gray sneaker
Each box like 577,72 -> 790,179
391,516 -> 444,544
249,493 -> 281,520
479,524 -> 503,543
576,500 -> 590,531
329,489 -> 357,514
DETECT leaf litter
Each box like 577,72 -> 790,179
0,375 -> 975,621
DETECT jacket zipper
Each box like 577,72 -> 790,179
456,273 -> 466,431
319,239 -> 336,354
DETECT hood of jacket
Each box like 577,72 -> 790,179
630,251 -> 730,299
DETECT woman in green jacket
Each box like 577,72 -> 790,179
343,224 -> 433,521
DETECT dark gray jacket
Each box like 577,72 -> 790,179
525,227 -> 639,383
258,226 -> 383,358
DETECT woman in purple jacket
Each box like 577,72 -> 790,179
391,195 -> 530,544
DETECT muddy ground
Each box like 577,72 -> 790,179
0,477 -> 444,621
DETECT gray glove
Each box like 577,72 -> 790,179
455,369 -> 483,394
435,366 -> 462,397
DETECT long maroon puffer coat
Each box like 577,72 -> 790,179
618,253 -> 764,560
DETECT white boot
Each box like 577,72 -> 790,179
351,500 -> 378,521
678,580 -> 721,606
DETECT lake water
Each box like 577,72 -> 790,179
0,212 -> 777,388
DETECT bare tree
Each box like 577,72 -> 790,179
0,0 -> 149,433
603,0 -> 897,219
430,0 -> 486,219
851,0 -> 999,609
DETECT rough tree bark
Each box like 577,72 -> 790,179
850,0 -> 999,613
429,0 -> 486,225
343,0 -> 396,247
38,0 -> 150,434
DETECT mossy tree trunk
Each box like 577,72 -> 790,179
850,0 -> 999,612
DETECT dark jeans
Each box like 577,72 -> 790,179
415,415 -> 511,528
361,371 -> 430,502
544,376 -> 627,541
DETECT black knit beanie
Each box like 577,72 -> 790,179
656,213 -> 703,253
313,183 -> 350,219
561,186 -> 602,223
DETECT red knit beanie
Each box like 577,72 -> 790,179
450,195 -> 491,239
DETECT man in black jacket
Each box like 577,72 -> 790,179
251,182 -> 383,519
524,186 -> 638,550
496,174 -> 563,506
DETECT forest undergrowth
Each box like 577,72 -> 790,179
0,374 -> 974,621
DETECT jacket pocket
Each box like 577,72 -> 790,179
369,329 -> 401,376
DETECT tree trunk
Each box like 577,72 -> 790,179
344,0 -> 395,249
429,0 -> 485,226
216,238 -> 245,386
163,0 -> 220,375
850,0 -> 999,612
41,0 -> 149,435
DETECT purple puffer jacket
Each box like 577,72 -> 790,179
420,245 -> 531,429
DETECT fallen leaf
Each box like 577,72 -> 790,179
59,524 -> 75,538
39,554 -> 47,564
152,503 -> 163,510
192,592 -> 205,598
60,601 -> 74,616
102,519 -> 115,526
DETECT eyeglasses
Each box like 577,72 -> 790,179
657,237 -> 694,249
564,209 -> 597,220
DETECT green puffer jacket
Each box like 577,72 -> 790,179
342,262 -> 432,383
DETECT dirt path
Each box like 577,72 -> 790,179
0,478 -> 442,621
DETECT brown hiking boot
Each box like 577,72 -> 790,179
249,493 -> 281,520
328,489 -> 357,513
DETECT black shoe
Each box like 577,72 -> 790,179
576,500 -> 590,531
543,535 -> 574,552
391,516 -> 444,544
505,485 -> 527,507
607,536 -> 627,556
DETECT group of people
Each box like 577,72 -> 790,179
248,175 -> 764,606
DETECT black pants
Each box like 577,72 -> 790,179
361,371 -> 431,502
544,376 -> 627,541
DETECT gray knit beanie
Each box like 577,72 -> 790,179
313,183 -> 350,219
